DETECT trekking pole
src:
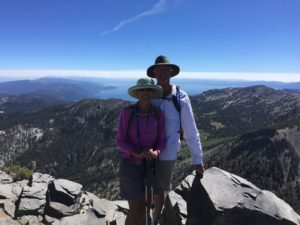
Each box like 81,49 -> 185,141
145,182 -> 149,225
144,159 -> 150,225
150,158 -> 156,225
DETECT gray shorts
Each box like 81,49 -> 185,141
119,158 -> 159,199
158,160 -> 176,191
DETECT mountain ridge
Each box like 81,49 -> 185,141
1,85 -> 300,213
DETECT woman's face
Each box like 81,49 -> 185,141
136,88 -> 154,102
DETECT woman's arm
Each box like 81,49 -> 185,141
116,107 -> 136,158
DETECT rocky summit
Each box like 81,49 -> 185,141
1,167 -> 300,225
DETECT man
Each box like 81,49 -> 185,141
147,55 -> 204,224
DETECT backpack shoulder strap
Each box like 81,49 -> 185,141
172,86 -> 184,140
127,104 -> 137,134
172,85 -> 181,112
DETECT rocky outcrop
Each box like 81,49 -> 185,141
161,167 -> 300,225
2,167 -> 300,225
0,171 -> 128,225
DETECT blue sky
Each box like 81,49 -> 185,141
0,0 -> 299,82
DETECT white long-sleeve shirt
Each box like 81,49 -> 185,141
152,85 -> 203,164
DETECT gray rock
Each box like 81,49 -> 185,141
44,214 -> 59,224
52,208 -> 106,225
86,192 -> 113,216
108,211 -> 126,225
18,197 -> 46,216
46,179 -> 83,218
22,183 -> 47,200
113,200 -> 129,213
52,179 -> 82,198
0,171 -> 13,184
86,192 -> 126,224
0,209 -> 21,225
0,180 -> 27,199
74,192 -> 93,214
17,183 -> 47,216
3,199 -> 16,217
18,215 -> 43,225
170,167 -> 300,225
160,191 -> 187,225
48,201 -> 77,217
31,172 -> 54,185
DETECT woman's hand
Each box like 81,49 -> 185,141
144,148 -> 159,160
130,150 -> 145,158
130,148 -> 159,159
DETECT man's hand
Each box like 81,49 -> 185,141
194,164 -> 204,174
194,164 -> 204,179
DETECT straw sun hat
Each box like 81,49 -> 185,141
147,55 -> 180,78
128,77 -> 162,99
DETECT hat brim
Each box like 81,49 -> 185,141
147,63 -> 180,78
128,85 -> 162,99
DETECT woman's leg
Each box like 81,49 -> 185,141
125,197 -> 145,225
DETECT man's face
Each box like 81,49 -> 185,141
153,65 -> 173,85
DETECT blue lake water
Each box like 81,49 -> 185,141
95,78 -> 300,101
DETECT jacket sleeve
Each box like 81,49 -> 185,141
155,109 -> 167,154
116,107 -> 135,158
181,94 -> 204,165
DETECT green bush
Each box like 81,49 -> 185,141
0,165 -> 33,181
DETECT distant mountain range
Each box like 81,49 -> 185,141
0,77 -> 116,102
0,84 -> 300,213
0,77 -> 299,102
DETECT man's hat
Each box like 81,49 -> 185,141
147,55 -> 180,78
128,77 -> 162,99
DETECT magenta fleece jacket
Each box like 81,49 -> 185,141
116,105 -> 167,164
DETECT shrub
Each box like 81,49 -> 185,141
0,165 -> 33,181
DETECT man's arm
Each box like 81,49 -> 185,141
180,92 -> 204,168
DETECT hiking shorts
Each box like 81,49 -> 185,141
158,160 -> 176,191
119,158 -> 159,199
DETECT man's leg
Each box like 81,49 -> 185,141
154,160 -> 176,223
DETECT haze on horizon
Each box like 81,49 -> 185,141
0,70 -> 299,83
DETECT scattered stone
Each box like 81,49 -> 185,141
0,171 -> 13,184
52,208 -> 106,225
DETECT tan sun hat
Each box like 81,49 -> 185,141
147,55 -> 180,78
128,77 -> 162,99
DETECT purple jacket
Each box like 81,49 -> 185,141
116,105 -> 167,164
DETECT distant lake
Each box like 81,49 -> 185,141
95,78 -> 300,101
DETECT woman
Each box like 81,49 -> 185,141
116,77 -> 166,225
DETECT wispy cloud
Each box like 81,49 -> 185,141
100,0 -> 166,37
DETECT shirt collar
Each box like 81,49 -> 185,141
165,85 -> 176,97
